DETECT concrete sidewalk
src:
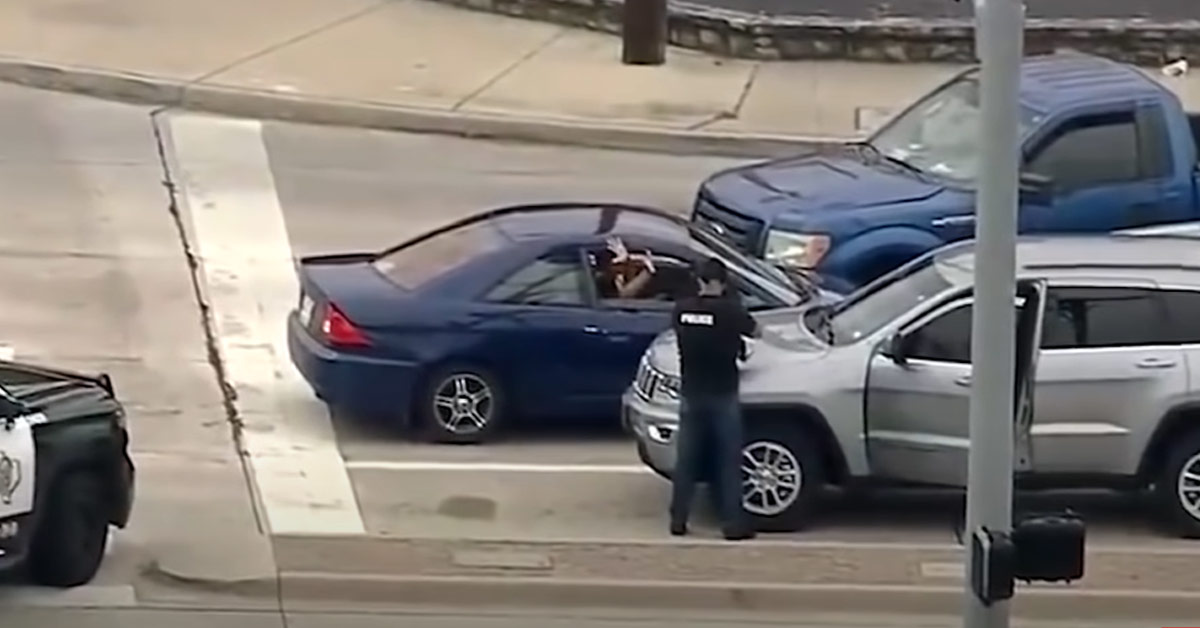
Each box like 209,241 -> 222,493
5,0 -> 1198,155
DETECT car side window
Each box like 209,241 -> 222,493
1156,289 -> 1200,345
1024,111 -> 1139,192
1040,287 -> 1165,349
906,302 -> 973,363
484,254 -> 589,307
587,245 -> 693,308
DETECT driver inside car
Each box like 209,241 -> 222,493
594,236 -> 657,300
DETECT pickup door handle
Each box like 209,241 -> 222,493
954,375 -> 973,387
582,325 -> 605,334
932,216 -> 975,228
1136,357 -> 1177,369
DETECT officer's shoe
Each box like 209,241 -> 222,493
669,521 -> 688,536
722,527 -> 756,541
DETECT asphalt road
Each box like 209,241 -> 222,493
1,78 -> 1196,615
0,83 -> 263,598
695,0 -> 1193,20
243,115 -> 1189,546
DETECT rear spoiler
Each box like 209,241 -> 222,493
296,252 -> 377,266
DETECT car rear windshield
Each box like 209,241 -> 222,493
372,219 -> 507,290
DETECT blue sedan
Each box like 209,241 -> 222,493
287,203 -> 831,443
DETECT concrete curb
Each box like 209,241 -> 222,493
141,559 -> 280,599
0,56 -> 845,158
431,0 -> 1200,65
276,571 -> 1200,622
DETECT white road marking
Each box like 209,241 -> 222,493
166,113 -> 364,535
0,584 -> 137,608
345,460 -> 652,474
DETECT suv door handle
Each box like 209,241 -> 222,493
1136,357 -> 1177,369
583,325 -> 604,334
954,375 -> 972,387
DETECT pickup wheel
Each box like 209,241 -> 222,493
740,422 -> 825,533
1155,430 -> 1200,538
28,471 -> 110,588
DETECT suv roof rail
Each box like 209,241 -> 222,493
1024,262 -> 1200,273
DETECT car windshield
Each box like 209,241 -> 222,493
805,255 -> 952,344
689,226 -> 808,307
870,75 -> 1040,184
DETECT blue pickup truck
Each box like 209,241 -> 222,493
693,52 -> 1200,292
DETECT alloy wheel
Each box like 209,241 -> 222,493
1178,451 -> 1200,521
741,440 -> 803,516
432,373 -> 493,435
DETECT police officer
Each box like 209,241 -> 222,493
669,256 -> 760,540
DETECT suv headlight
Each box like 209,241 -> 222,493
765,230 -> 830,269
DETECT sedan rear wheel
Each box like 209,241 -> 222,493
418,367 -> 503,444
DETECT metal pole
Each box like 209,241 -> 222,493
621,0 -> 668,65
964,0 -> 1024,627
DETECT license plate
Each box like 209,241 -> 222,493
298,294 -> 315,327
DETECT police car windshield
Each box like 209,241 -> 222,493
809,255 -> 951,344
689,227 -> 807,306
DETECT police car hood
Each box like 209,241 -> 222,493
0,360 -> 122,423
646,307 -> 830,378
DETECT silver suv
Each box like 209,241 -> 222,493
625,234 -> 1200,537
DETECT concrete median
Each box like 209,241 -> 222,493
274,572 -> 1200,622
136,533 -> 1200,622
0,56 -> 839,158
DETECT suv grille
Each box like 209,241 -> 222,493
634,359 -> 660,399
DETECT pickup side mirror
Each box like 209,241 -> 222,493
886,333 -> 910,366
1019,172 -> 1054,204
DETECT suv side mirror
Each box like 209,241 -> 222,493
887,333 -> 910,366
0,395 -> 25,421
1019,172 -> 1054,204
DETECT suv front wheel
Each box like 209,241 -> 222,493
1155,430 -> 1200,538
740,421 -> 825,532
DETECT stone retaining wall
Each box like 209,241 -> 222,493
437,0 -> 1200,65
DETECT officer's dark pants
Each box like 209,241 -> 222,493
669,393 -> 747,532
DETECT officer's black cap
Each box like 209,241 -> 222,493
696,257 -> 728,283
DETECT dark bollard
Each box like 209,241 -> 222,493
621,0 -> 667,65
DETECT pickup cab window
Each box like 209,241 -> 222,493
1025,112 -> 1140,191
871,74 -> 1039,183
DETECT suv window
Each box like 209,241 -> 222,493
485,254 -> 588,306
905,302 -> 973,363
1157,289 -> 1200,345
1025,111 -> 1139,191
373,220 -> 507,289
1041,287 -> 1165,349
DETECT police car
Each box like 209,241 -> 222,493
0,359 -> 134,587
